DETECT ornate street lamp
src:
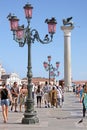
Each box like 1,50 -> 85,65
43,56 -> 60,84
7,2 -> 57,124
50,62 -> 60,79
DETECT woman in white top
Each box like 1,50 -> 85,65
36,85 -> 43,108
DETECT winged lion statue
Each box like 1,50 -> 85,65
63,17 -> 73,26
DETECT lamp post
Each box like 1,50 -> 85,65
7,2 -> 57,124
43,56 -> 60,84
50,61 -> 60,83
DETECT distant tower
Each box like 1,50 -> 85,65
0,63 -> 6,79
61,17 -> 74,91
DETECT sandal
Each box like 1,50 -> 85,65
4,120 -> 7,123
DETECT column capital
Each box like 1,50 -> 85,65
61,26 -> 74,36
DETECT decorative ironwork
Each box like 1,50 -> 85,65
43,56 -> 60,84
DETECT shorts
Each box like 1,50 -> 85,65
1,99 -> 9,106
12,97 -> 18,106
44,93 -> 49,102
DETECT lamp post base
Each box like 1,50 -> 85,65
21,99 -> 39,124
22,111 -> 39,124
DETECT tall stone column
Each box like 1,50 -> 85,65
61,26 -> 74,91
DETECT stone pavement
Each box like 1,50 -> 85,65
0,92 -> 87,130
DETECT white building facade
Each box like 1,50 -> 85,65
6,72 -> 22,86
0,63 -> 21,86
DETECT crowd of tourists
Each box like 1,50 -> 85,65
0,81 -> 64,123
35,81 -> 64,108
1,80 -> 87,124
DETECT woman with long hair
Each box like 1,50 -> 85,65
36,85 -> 43,108
0,82 -> 9,123
18,84 -> 28,112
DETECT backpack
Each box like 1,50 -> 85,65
83,93 -> 87,109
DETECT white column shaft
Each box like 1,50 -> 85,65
61,26 -> 74,90
64,32 -> 71,88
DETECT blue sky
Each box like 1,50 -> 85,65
0,0 -> 87,81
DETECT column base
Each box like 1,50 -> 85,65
69,86 -> 73,92
22,111 -> 39,124
65,86 -> 73,92
66,86 -> 73,92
